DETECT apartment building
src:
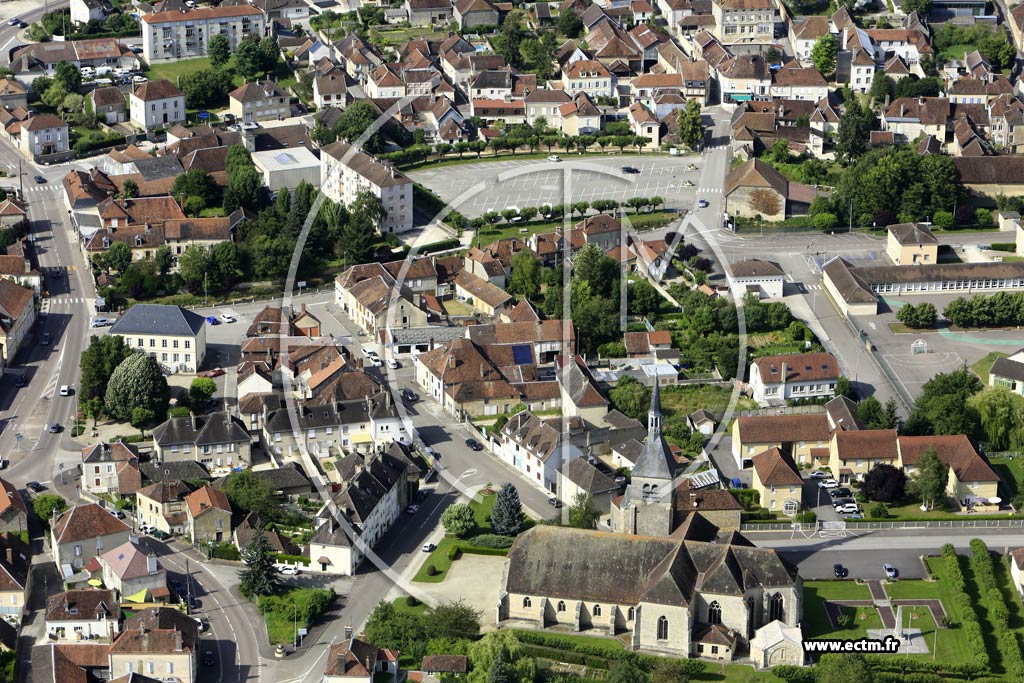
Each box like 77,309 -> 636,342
712,0 -> 776,45
321,141 -> 413,234
141,5 -> 267,64
228,80 -> 289,123
18,114 -> 70,162
108,304 -> 206,373
748,352 -> 841,405
129,79 -> 186,130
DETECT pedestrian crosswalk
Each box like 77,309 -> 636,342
806,283 -> 823,291
49,297 -> 87,305
24,185 -> 58,194
697,188 -> 723,194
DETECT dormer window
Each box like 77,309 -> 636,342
135,235 -> 144,247
102,237 -> 110,249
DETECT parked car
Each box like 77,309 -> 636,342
883,563 -> 898,579
422,543 -> 436,552
139,524 -> 154,534
26,481 -> 43,492
386,358 -> 399,369
405,505 -> 420,515
548,497 -> 563,509
219,313 -> 235,323
6,17 -> 19,26
205,316 -> 219,325
14,376 -> 25,388
833,563 -> 849,578
818,479 -> 839,489
40,332 -> 50,346
52,269 -> 62,279
48,423 -> 61,433
151,530 -> 169,540
836,503 -> 861,514
465,438 -> 483,451
360,347 -> 376,358
59,385 -> 71,396
828,487 -> 852,499
401,389 -> 418,402
697,199 -> 709,208
132,75 -> 148,84
91,317 -> 113,328
367,356 -> 382,367
547,155 -> 561,162
621,166 -> 639,174
198,367 -> 225,378
108,509 -> 126,519
809,471 -> 830,479
831,498 -> 855,509
202,651 -> 215,667
278,565 -> 300,576
193,617 -> 208,633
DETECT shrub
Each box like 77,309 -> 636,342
211,544 -> 241,561
405,596 -> 419,607
467,534 -> 515,548
771,664 -> 815,683
730,488 -> 760,510
869,503 -> 890,519
426,564 -> 437,577
813,212 -> 838,231
793,511 -> 817,523
932,210 -> 954,229
991,242 -> 1016,252
447,546 -> 460,561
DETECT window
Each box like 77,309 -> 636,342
523,596 -> 531,607
162,339 -> 168,348
657,615 -> 669,640
593,604 -> 602,616
711,645 -> 719,655
557,600 -> 566,612
708,601 -> 722,625
769,593 -> 784,622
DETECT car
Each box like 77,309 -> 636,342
17,20 -> 26,28
193,617 -> 208,632
202,651 -> 215,667
26,481 -> 43,492
809,471 -> 830,479
547,155 -> 561,162
828,487 -> 852,499
48,423 -> 61,434
422,543 -> 436,552
91,317 -> 112,328
833,563 -> 849,578
189,596 -> 201,610
14,376 -> 26,388
401,389 -> 418,402
386,358 -> 399,369
417,489 -> 429,503
360,347 -> 376,358
465,438 -> 483,451
405,504 -> 420,514
52,269 -> 62,279
34,175 -> 46,184
198,367 -> 225,378
548,496 -> 563,508
108,509 -> 126,519
883,563 -> 898,579
279,565 -> 300,576
837,503 -> 861,515
621,166 -> 639,174
367,356 -> 382,367
132,75 -> 148,83
6,18 -> 18,26
219,313 -> 235,323
831,498 -> 855,509
130,46 -> 143,53
151,530 -> 169,540
697,199 -> 710,208
59,385 -> 71,396
139,524 -> 154,534
205,316 -> 219,325
818,479 -> 839,489
40,332 -> 50,346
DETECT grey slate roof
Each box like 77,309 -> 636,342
133,156 -> 184,182
141,460 -> 211,483
991,356 -> 1024,383
109,304 -> 205,337
631,382 -> 676,481
252,463 -> 312,493
151,412 -> 249,447
561,457 -> 618,494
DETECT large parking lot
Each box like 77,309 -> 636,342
408,154 -> 707,218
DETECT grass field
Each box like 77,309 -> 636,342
475,210 -> 677,246
413,493 -> 519,583
972,351 -> 1009,384
990,456 -> 1023,498
391,596 -> 428,617
658,384 -> 757,418
939,44 -> 976,61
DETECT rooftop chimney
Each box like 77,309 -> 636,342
146,554 -> 158,574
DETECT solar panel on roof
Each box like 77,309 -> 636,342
511,344 -> 533,365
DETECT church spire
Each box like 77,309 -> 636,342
631,381 -> 675,483
648,379 -> 662,433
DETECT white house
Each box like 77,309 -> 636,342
140,5 -> 267,64
108,304 -> 206,374
990,349 -> 1024,396
129,79 -> 185,130
321,141 -> 413,234
749,352 -> 841,406
499,411 -> 583,494
71,0 -> 113,26
727,259 -> 785,299
45,589 -> 121,642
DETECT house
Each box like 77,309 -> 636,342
990,349 -> 1024,395
0,541 -> 29,618
789,16 -> 830,64
881,97 -> 950,145
453,270 -> 512,316
688,409 -> 716,436
726,259 -> 784,299
71,0 -> 114,25
333,265 -> 427,337
453,0 -> 499,28
1011,548 -> 1024,597
88,87 -> 127,125
233,512 -> 300,555
420,655 -> 468,679
751,448 -> 803,516
711,0 -> 775,45
731,414 -> 831,468
229,81 -> 290,123
563,59 -> 615,100
17,114 -> 70,162
886,222 -> 938,265
252,147 -> 321,192
129,79 -> 186,130
252,463 -> 313,500
769,65 -> 829,102
322,637 -> 399,683
10,38 -> 138,80
136,480 -> 192,535
185,485 -> 231,546
45,589 -> 121,642
0,479 -> 27,537
140,5 -> 266,63
108,304 -> 206,374
724,158 -> 819,220
0,79 -> 27,110
749,352 -> 840,406
151,412 -> 252,472
628,102 -> 661,146
500,411 -> 585,494
414,338 -> 521,418
558,456 -> 620,512
262,391 -> 404,459
623,330 -> 675,361
405,0 -> 453,25
321,141 -> 413,234
498,522 -> 801,658
98,541 -> 167,599
51,504 -> 132,575
0,202 -> 28,233
81,441 -> 142,498
0,279 -> 35,367
109,608 -> 199,683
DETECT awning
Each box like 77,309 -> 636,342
728,93 -> 753,101
124,587 -> 149,604
317,556 -> 332,565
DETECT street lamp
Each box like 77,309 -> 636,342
292,603 -> 298,649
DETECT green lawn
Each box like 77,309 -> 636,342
940,44 -> 976,61
659,384 -> 758,419
475,210 -> 677,246
972,351 -> 1009,384
990,456 -> 1023,499
391,596 -> 428,617
144,57 -> 212,84
259,587 -> 335,645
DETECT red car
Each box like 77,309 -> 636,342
198,368 -> 225,378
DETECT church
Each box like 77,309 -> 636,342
497,384 -> 805,664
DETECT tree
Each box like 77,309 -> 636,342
189,377 -> 217,407
365,601 -> 428,661
609,375 -> 649,421
210,241 -> 242,289
857,396 -> 884,429
606,661 -> 647,683
896,302 -> 936,329
903,0 -> 931,13
835,96 -> 873,164
60,93 -> 83,115
177,245 -> 211,292
239,532 -> 279,597
628,278 -> 662,316
904,367 -> 982,437
869,72 -> 895,103
811,34 -> 838,75
130,406 -> 155,436
235,38 -> 264,80
969,387 -> 1024,452
179,69 -> 235,110
568,492 -> 600,529
54,60 -> 81,91
881,398 -> 900,430
676,99 -> 705,150
507,249 -> 542,302
106,240 -> 132,273
41,82 -> 68,111
487,657 -> 511,683
32,494 -> 67,528
815,654 -> 874,683
424,600 -> 482,641
441,503 -> 475,538
649,659 -> 693,683
909,448 -> 949,511
835,376 -> 856,400
84,397 -> 104,428
104,352 -> 170,421
467,632 -> 536,683
172,169 -> 217,206
750,189 -> 781,216
80,335 -> 132,400
813,212 -> 838,231
121,179 -> 139,200
491,483 -> 523,536
557,10 -> 583,38
154,244 -> 173,277
225,469 -> 279,520
862,463 -> 907,502
208,33 -> 230,68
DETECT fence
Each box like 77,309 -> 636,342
732,404 -> 827,418
741,519 -> 1024,532
835,310 -> 915,414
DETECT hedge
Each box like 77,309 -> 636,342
970,539 -> 1024,680
865,656 -> 984,677
771,664 -> 815,683
940,543 -> 990,670
521,643 -> 615,669
991,242 -> 1016,252
512,630 -> 706,675
467,534 -> 515,548
211,545 -> 241,561
420,238 -> 461,254
454,543 -> 509,558
272,552 -> 310,567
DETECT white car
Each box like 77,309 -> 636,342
59,385 -> 71,396
547,155 -> 561,162
836,503 -> 861,514
809,471 -> 830,479
386,358 -> 399,369
422,543 -> 436,552
279,565 -> 300,576
193,617 -> 208,632
132,75 -> 148,84
219,313 -> 235,323
368,356 -> 383,367
91,317 -> 113,328
360,347 -> 375,358
818,479 -> 839,489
